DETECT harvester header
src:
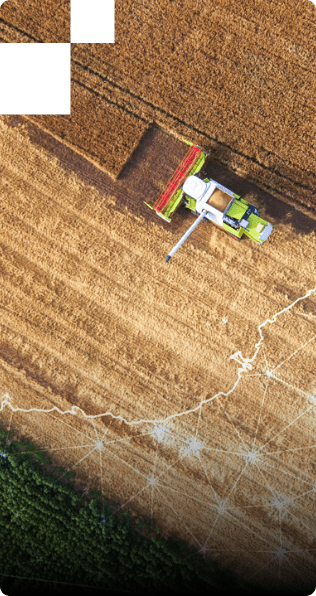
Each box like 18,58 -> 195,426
146,143 -> 208,223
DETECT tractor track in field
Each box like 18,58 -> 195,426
3,0 -> 313,211
0,17 -> 42,42
71,77 -> 150,125
73,56 -> 309,170
71,58 -> 316,197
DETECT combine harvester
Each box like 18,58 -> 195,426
145,142 -> 273,262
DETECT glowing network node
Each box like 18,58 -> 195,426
275,545 -> 288,560
244,450 -> 261,465
187,437 -> 202,454
271,494 -> 291,515
153,424 -> 166,442
199,544 -> 210,554
215,500 -> 229,516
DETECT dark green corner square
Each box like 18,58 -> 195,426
0,43 -> 70,114
71,0 -> 114,43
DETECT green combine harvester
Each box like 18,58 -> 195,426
145,141 -> 273,262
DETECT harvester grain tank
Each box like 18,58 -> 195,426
145,142 -> 273,262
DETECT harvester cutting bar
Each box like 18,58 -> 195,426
154,145 -> 202,214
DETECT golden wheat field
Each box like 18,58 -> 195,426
0,0 -> 316,594
2,0 -> 314,210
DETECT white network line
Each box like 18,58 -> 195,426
2,285 -> 316,590
1,286 -> 315,427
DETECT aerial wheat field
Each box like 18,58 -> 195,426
0,1 -> 316,594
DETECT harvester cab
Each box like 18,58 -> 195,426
145,142 -> 273,262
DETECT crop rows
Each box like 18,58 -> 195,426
1,0 -> 315,210
71,0 -> 316,211
29,80 -> 150,179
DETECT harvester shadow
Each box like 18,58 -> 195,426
120,126 -> 316,241
9,115 -> 315,241
10,118 -> 183,230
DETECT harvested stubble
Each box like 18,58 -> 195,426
1,117 -> 316,594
